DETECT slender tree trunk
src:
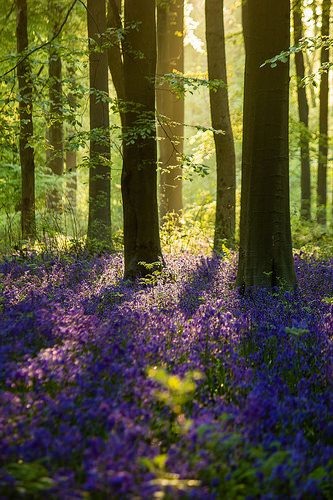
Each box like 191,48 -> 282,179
305,51 -> 317,108
87,0 -> 112,242
16,0 -> 36,239
305,3 -> 319,108
157,0 -> 184,220
66,66 -> 77,209
317,0 -> 331,225
237,0 -> 296,289
122,0 -> 163,278
107,0 -> 125,110
48,50 -> 64,176
47,41 -> 64,210
107,0 -> 127,177
293,4 -> 311,220
205,0 -> 236,249
66,148 -> 77,208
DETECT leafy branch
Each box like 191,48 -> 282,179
0,0 -> 78,79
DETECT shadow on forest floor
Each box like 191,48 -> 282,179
178,254 -> 221,318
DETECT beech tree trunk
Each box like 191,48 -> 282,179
205,0 -> 236,248
66,147 -> 77,209
66,66 -> 77,209
107,0 -> 125,111
16,0 -> 36,239
157,0 -> 184,220
293,5 -> 311,220
122,0 -> 163,278
317,0 -> 331,225
237,0 -> 296,289
87,0 -> 112,242
48,51 -> 64,175
47,41 -> 64,210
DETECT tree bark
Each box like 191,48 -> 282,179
293,4 -> 311,220
66,66 -> 77,210
205,0 -> 236,248
237,0 -> 296,289
87,0 -> 112,242
16,0 -> 36,239
157,0 -> 184,220
317,0 -> 331,225
47,40 -> 64,210
122,0 -> 163,278
107,0 -> 127,180
66,147 -> 77,209
107,0 -> 125,111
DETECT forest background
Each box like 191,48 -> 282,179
1,1 -> 333,497
1,0 -> 332,259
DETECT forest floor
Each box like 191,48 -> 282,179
0,251 -> 332,498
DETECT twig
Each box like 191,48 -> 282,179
0,0 -> 78,79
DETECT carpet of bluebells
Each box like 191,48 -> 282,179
0,251 -> 332,499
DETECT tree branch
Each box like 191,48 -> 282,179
0,0 -> 78,79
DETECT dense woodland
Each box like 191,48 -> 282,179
0,0 -> 333,498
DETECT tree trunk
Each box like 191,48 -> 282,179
317,0 -> 331,225
305,3 -> 319,108
66,66 -> 77,210
293,5 -> 311,220
157,0 -> 184,220
107,0 -> 127,177
107,0 -> 125,110
66,147 -> 77,209
205,0 -> 236,249
305,51 -> 317,109
122,0 -> 163,278
237,0 -> 296,289
47,41 -> 64,210
16,0 -> 36,239
87,0 -> 112,243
